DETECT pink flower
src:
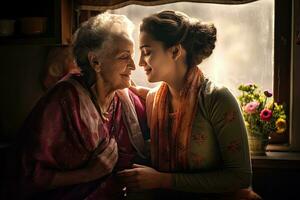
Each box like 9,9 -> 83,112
260,109 -> 273,121
244,101 -> 260,114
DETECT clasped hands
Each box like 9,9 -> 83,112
117,164 -> 172,191
87,137 -> 171,191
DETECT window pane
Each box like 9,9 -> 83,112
110,0 -> 274,97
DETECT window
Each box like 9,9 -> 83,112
76,0 -> 296,149
110,0 -> 275,98
110,0 -> 289,145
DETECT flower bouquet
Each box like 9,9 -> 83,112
238,84 -> 287,155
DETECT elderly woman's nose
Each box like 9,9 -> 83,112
128,57 -> 136,70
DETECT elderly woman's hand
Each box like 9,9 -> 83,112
129,81 -> 150,101
86,138 -> 118,181
117,164 -> 172,191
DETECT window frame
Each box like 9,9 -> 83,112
286,0 -> 300,152
266,0 -> 291,145
267,0 -> 295,150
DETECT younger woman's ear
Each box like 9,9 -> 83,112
170,44 -> 182,61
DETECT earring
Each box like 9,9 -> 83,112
95,67 -> 101,73
94,60 -> 101,73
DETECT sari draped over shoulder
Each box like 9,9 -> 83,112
17,74 -> 149,200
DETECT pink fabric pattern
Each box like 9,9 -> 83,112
16,74 -> 148,200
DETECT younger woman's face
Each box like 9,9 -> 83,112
139,31 -> 175,83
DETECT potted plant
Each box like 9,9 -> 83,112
238,84 -> 287,156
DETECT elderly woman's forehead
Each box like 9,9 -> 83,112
113,34 -> 133,44
111,37 -> 134,53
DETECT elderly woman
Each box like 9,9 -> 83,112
16,13 -> 149,200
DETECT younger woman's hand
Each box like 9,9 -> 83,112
129,83 -> 150,101
117,164 -> 172,191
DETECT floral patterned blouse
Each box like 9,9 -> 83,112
148,78 -> 252,195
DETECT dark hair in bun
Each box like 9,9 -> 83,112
140,10 -> 217,68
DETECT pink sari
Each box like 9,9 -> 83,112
15,74 -> 149,200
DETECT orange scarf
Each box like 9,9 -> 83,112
150,67 -> 203,172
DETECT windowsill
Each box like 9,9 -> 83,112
252,151 -> 300,160
266,143 -> 291,151
251,151 -> 300,169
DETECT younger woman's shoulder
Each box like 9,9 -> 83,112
200,78 -> 226,95
146,86 -> 160,104
148,86 -> 159,96
199,78 -> 237,106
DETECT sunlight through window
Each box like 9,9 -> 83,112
110,0 -> 274,96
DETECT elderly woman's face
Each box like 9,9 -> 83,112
99,37 -> 135,90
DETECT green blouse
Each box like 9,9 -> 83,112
148,79 -> 252,194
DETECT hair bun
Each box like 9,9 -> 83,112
183,21 -> 217,66
140,10 -> 217,67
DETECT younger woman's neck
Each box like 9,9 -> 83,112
165,63 -> 188,99
168,84 -> 183,100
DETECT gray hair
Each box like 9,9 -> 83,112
72,12 -> 134,69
